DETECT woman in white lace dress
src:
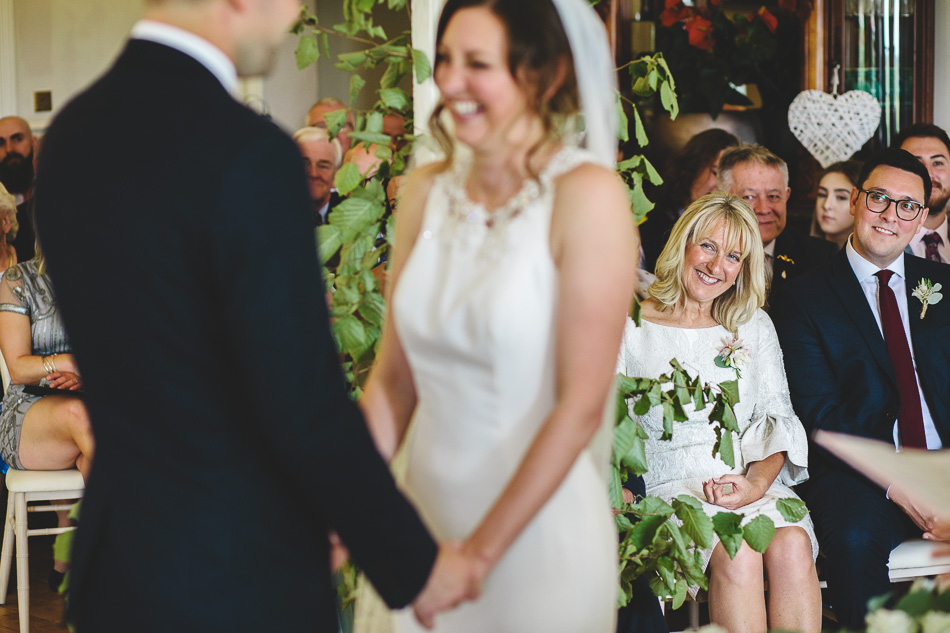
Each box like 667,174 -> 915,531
357,0 -> 635,631
618,193 -> 821,633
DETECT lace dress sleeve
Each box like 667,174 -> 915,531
740,310 -> 810,487
0,265 -> 30,317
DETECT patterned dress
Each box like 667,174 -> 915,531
0,260 -> 71,468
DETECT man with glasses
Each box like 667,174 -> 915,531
773,148 -> 950,629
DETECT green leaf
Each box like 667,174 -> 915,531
325,108 -> 349,140
717,427 -> 736,468
671,579 -> 688,610
613,416 -> 638,466
661,401 -> 674,439
632,394 -> 652,416
631,514 -> 667,551
712,511 -> 744,559
334,163 -> 363,196
609,466 -> 626,509
631,105 -> 648,148
742,515 -> 775,553
643,157 -> 663,186
719,379 -> 740,406
616,93 -> 630,143
295,35 -> 320,69
655,556 -> 676,590
336,50 -> 369,71
675,502 -> 714,549
691,376 -> 705,411
348,131 -> 392,146
660,80 -> 678,119
349,74 -> 366,104
366,111 -> 384,133
378,87 -> 409,111
631,297 -> 642,326
776,498 -> 809,523
330,197 -> 386,232
411,48 -> 432,83
334,315 -> 367,355
320,32 -> 331,60
317,225 -> 343,265
357,292 -> 386,328
621,432 -> 648,476
895,588 -> 934,616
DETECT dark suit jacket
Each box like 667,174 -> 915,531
35,40 -> 436,632
768,228 -> 837,307
772,249 -> 950,478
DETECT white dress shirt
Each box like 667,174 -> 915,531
130,20 -> 237,94
846,239 -> 943,449
907,214 -> 950,263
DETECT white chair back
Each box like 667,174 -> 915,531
0,346 -> 9,393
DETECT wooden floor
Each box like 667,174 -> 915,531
0,533 -> 68,633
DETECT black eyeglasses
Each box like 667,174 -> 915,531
860,189 -> 925,221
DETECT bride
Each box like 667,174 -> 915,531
358,0 -> 636,630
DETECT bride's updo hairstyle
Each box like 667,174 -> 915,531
649,193 -> 767,333
429,0 -> 580,167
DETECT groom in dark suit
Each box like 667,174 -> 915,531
33,0 -> 475,631
773,149 -> 950,629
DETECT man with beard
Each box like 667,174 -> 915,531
897,123 -> 950,263
0,116 -> 36,260
33,0 -> 478,630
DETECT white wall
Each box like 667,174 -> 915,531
2,0 -> 319,135
934,0 -> 950,132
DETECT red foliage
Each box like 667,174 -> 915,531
756,6 -> 778,32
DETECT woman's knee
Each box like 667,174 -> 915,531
710,542 -> 763,585
50,397 -> 92,441
766,527 -> 815,577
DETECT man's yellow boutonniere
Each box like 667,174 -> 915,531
912,278 -> 943,319
776,254 -> 795,264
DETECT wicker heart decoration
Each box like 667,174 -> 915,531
788,90 -> 881,168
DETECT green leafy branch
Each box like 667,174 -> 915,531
616,53 -> 677,225
610,361 -> 809,607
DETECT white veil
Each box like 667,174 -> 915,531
551,0 -> 621,482
550,0 -> 619,167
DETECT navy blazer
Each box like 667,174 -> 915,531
768,228 -> 838,306
36,40 -> 436,632
772,249 -> 950,476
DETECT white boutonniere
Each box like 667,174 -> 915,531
912,278 -> 943,319
715,336 -> 751,378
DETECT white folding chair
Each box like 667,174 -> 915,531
0,348 -> 85,633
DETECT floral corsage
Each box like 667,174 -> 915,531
912,278 -> 943,319
715,336 -> 751,378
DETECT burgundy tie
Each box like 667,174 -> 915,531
875,270 -> 927,449
922,232 -> 943,262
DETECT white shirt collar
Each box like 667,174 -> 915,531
846,235 -> 906,282
130,20 -> 237,94
909,213 -> 948,247
763,239 -> 776,257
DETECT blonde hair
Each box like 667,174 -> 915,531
649,193 -> 767,333
0,182 -> 16,241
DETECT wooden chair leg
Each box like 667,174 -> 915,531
14,493 -> 29,633
0,492 -> 15,603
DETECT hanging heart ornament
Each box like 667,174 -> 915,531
787,90 -> 882,168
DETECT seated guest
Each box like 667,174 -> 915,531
641,128 -> 739,273
0,183 -> 17,272
618,193 -> 820,633
896,123 -> 950,263
0,116 -> 36,261
772,148 -> 950,629
292,126 -> 342,228
718,144 -> 837,305
306,97 -> 354,154
0,240 -> 94,588
810,160 -> 862,249
343,142 -> 386,181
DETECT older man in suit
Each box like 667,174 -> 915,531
34,0 -> 476,631
718,144 -> 837,306
772,148 -> 950,629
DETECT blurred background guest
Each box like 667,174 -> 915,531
640,129 -> 739,274
810,160 -> 862,250
306,97 -> 354,154
0,183 -> 18,273
293,126 -> 342,228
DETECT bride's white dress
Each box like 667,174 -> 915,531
387,147 -> 617,633
617,310 -> 818,593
